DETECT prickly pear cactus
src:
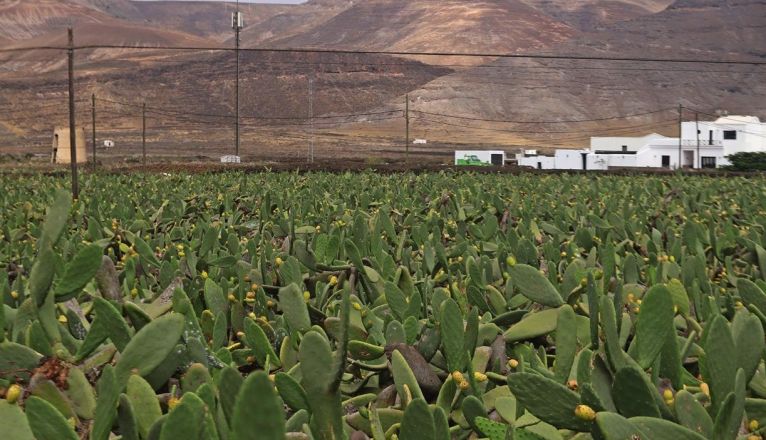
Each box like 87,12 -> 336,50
2,172 -> 766,440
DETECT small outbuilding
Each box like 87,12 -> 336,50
454,150 -> 506,166
52,127 -> 87,164
221,155 -> 241,164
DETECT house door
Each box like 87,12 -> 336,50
581,153 -> 588,170
683,151 -> 694,168
661,155 -> 671,168
537,162 -> 542,170
490,154 -> 503,166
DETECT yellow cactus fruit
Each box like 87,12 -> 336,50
200,271 -> 208,280
58,315 -> 68,324
474,372 -> 488,383
508,359 -> 519,369
353,302 -> 362,311
506,256 -> 517,267
700,382 -> 710,397
458,380 -> 470,391
275,257 -> 284,267
167,396 -> 180,410
663,389 -> 674,401
228,293 -> 237,302
329,275 -> 339,286
749,419 -> 760,432
5,384 -> 22,404
574,405 -> 596,421
452,371 -> 465,382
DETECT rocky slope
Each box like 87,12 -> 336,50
266,0 -> 577,54
519,0 -> 674,30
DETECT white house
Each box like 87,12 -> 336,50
517,115 -> 765,170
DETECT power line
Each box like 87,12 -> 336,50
412,116 -> 680,135
410,108 -> 675,124
95,97 -> 402,121
2,44 -> 766,66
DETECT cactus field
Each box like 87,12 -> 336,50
3,171 -> 766,440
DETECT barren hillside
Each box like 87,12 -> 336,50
519,0 -> 674,30
268,0 -> 577,54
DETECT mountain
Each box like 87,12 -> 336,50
0,0 -> 110,40
519,0 -> 674,30
396,0 -> 766,147
236,0 -> 354,47
1,0 -> 765,160
263,0 -> 577,55
573,0 -> 766,59
89,1 -> 291,41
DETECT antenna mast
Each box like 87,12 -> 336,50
233,0 -> 243,158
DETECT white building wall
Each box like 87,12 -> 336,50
521,116 -> 763,171
590,134 -> 667,152
681,117 -> 766,157
518,155 -> 556,169
554,150 -> 588,170
591,154 -> 639,169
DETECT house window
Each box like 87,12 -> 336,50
701,157 -> 717,168
622,145 -> 628,152
723,130 -> 737,140
661,155 -> 671,168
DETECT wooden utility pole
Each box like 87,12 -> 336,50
405,94 -> 410,164
695,111 -> 700,169
91,93 -> 96,169
308,76 -> 314,163
677,104 -> 683,169
67,28 -> 79,200
233,1 -> 242,158
142,102 -> 147,167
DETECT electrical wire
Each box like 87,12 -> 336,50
410,108 -> 675,124
1,44 -> 765,66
